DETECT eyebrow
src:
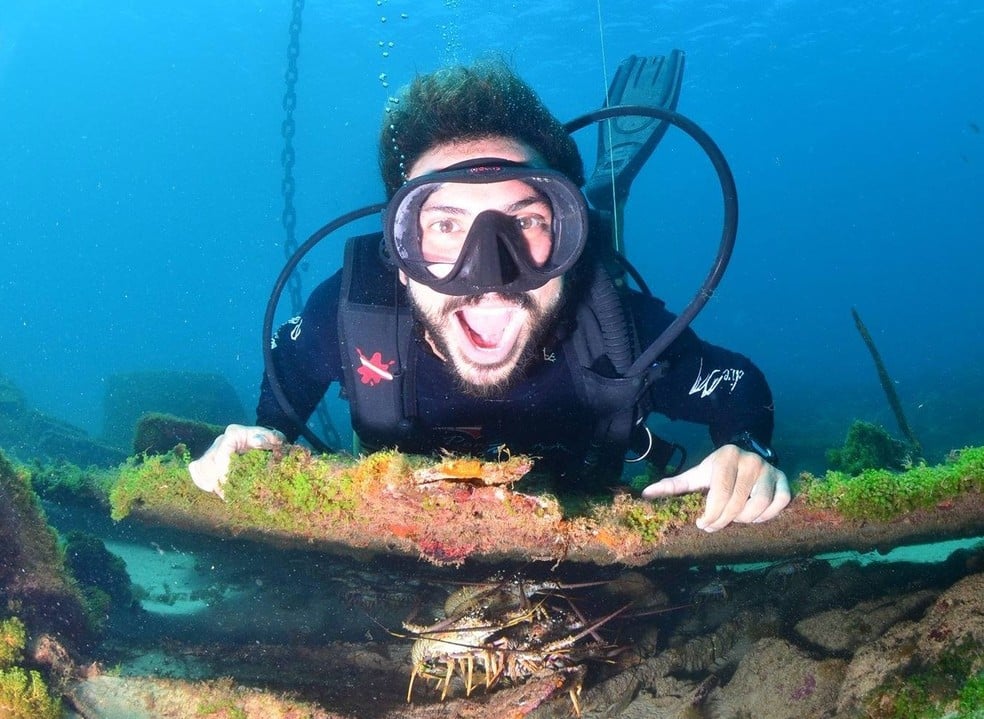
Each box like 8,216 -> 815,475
420,204 -> 467,215
506,194 -> 550,213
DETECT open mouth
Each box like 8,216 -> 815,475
453,305 -> 524,362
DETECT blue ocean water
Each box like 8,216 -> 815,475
1,0 -> 982,469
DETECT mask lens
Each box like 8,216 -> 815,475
415,179 -> 554,273
385,162 -> 588,295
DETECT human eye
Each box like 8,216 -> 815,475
426,218 -> 462,234
420,212 -> 467,265
515,214 -> 549,232
514,212 -> 554,266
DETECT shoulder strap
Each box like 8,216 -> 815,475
568,260 -> 680,474
567,261 -> 647,447
337,233 -> 416,449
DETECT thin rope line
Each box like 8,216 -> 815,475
595,0 -> 620,245
596,0 -> 611,107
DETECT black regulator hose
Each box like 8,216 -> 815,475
564,105 -> 739,378
262,202 -> 387,452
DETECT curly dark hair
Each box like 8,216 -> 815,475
379,59 -> 584,197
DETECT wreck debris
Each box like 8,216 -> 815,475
105,444 -> 984,567
851,307 -> 922,458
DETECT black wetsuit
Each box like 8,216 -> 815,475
256,267 -> 775,479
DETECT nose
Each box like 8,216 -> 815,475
454,210 -> 526,293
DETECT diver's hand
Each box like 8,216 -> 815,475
187,424 -> 285,499
641,444 -> 791,531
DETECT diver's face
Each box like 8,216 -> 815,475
403,138 -> 565,396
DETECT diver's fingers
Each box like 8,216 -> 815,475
696,446 -> 752,531
732,476 -> 777,524
188,424 -> 285,498
643,446 -> 791,532
240,426 -> 286,451
188,433 -> 233,499
753,470 -> 792,523
640,464 -> 709,499
724,465 -> 792,526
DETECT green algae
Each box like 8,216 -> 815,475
132,412 -> 225,457
0,615 -> 61,719
799,445 -> 984,521
827,419 -> 911,475
958,672 -> 984,717
110,447 -> 213,522
220,446 -> 372,531
865,642 -> 984,719
28,459 -> 115,507
108,446 -> 400,536
196,696 -> 248,719
0,666 -> 62,719
63,531 -> 136,626
0,617 -> 26,669
0,451 -> 91,640
617,492 -> 704,543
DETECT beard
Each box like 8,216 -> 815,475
406,280 -> 564,399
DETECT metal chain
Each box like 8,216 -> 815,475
278,0 -> 341,448
280,0 -> 305,314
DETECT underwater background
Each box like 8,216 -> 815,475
3,4 -> 984,718
2,0 -> 983,467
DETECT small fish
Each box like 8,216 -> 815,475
970,121 -> 980,134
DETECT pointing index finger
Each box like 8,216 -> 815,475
640,465 -> 708,499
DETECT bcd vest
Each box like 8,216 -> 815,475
337,232 -> 670,469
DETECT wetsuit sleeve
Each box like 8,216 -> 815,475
631,293 -> 776,448
255,271 -> 344,441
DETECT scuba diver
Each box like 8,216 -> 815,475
189,57 -> 791,531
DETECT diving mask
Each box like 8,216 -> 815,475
384,159 -> 589,296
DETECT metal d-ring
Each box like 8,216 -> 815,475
624,424 -> 654,464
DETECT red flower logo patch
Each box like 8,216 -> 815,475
355,348 -> 395,386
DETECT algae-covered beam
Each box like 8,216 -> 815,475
105,446 -> 984,567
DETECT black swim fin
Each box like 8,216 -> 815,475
585,51 -> 686,230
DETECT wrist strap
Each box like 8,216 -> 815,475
729,430 -> 779,467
